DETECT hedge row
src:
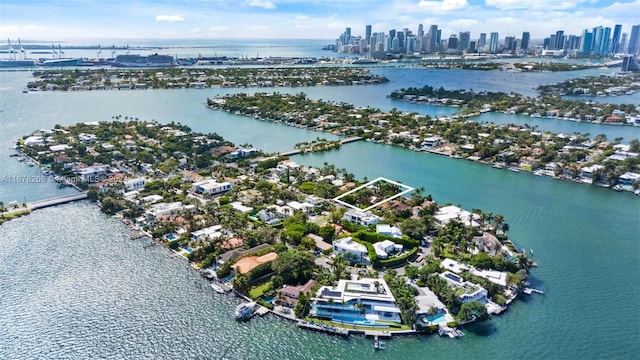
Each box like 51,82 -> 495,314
373,247 -> 419,269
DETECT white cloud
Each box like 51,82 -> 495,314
485,0 -> 585,10
247,0 -> 276,9
155,14 -> 185,23
449,19 -> 480,29
295,15 -> 309,20
417,0 -> 469,13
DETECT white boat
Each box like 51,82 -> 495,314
234,301 -> 257,320
211,283 -> 225,294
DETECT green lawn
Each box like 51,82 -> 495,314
249,281 -> 272,299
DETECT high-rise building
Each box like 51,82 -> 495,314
489,32 -> 499,53
628,25 -> 640,55
418,24 -> 424,37
612,24 -> 622,53
621,55 -> 639,71
580,29 -> 593,55
478,33 -> 487,48
504,36 -> 516,53
592,26 -> 603,55
458,31 -> 470,52
555,30 -> 565,50
428,25 -> 438,53
365,25 -> 372,44
601,27 -> 611,55
620,33 -> 628,54
521,32 -> 530,52
448,34 -> 458,50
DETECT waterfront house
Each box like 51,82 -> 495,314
422,135 -> 442,149
78,133 -> 97,144
618,172 -> 640,190
343,209 -> 381,227
435,206 -> 480,227
580,164 -> 605,184
277,279 -> 316,308
332,237 -> 367,262
310,278 -> 402,324
440,271 -> 488,304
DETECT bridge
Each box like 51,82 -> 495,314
28,192 -> 89,210
278,136 -> 363,156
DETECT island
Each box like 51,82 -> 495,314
25,67 -> 388,91
536,72 -> 640,97
389,84 -> 640,126
207,92 -> 640,193
11,119 -> 539,338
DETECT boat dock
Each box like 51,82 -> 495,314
296,321 -> 350,337
523,287 -> 545,295
254,306 -> 270,317
27,192 -> 89,210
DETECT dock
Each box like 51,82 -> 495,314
27,192 -> 89,210
523,287 -> 545,295
254,306 -> 270,317
296,320 -> 350,337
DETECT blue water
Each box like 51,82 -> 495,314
331,314 -> 379,326
165,234 -> 178,241
263,296 -> 274,305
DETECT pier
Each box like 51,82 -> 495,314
278,137 -> 363,156
27,192 -> 89,210
523,287 -> 545,295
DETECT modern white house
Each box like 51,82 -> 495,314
376,224 -> 403,238
618,172 -> 640,189
439,271 -> 488,304
580,164 -> 604,184
124,177 -> 146,192
310,278 -> 402,324
343,209 -> 381,226
76,164 -> 110,183
332,237 -> 368,262
191,225 -> 224,241
372,240 -> 403,259
422,135 -> 442,149
434,205 -> 480,227
192,179 -> 232,196
145,202 -> 194,221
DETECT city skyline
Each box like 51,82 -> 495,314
0,0 -> 639,41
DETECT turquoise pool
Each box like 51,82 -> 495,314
425,313 -> 447,324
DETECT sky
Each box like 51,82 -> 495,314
1,0 -> 639,42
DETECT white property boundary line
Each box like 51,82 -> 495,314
333,177 -> 414,212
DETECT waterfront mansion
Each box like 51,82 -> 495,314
310,278 -> 402,325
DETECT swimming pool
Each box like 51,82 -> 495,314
165,233 -> 178,241
425,313 -> 447,324
263,296 -> 274,304
330,314 -> 388,327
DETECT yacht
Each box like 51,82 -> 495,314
234,301 -> 257,320
211,283 -> 225,294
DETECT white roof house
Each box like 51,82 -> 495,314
373,240 -> 403,259
376,224 -> 403,238
618,172 -> 640,188
435,205 -> 480,227
311,278 -> 402,324
333,237 -> 368,262
580,164 -> 604,183
343,209 -> 381,226
191,225 -> 224,241
124,177 -> 146,192
192,179 -> 232,195
145,202 -> 186,220
439,271 -> 488,304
